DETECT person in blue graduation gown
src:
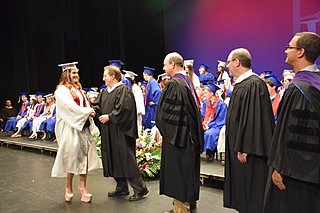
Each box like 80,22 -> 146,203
201,82 -> 227,161
198,63 -> 215,85
142,67 -> 161,130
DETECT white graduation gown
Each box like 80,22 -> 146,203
51,85 -> 102,177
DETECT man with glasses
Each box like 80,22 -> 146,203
223,48 -> 275,213
264,32 -> 320,213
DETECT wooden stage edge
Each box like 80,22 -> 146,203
0,135 -> 224,188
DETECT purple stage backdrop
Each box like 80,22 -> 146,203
164,0 -> 320,78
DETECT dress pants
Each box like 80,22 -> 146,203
114,176 -> 146,194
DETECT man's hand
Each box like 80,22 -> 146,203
148,101 -> 154,106
237,152 -> 248,163
272,170 -> 286,190
99,114 -> 110,124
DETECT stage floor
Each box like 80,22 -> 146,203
0,132 -> 225,180
0,138 -> 235,213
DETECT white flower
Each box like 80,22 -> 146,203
145,152 -> 152,161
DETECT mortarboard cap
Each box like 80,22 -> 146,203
58,62 -> 78,72
100,84 -> 107,91
123,70 -> 138,80
205,82 -> 221,93
184,59 -> 194,67
265,74 -> 282,88
109,60 -> 124,68
282,69 -> 294,77
91,87 -> 98,92
29,94 -> 37,100
141,81 -> 148,87
217,60 -> 227,68
36,92 -> 45,97
262,70 -> 273,76
19,92 -> 28,97
143,67 -> 155,76
217,79 -> 225,85
199,63 -> 209,71
87,91 -> 99,99
18,92 -> 28,103
157,73 -> 171,82
283,72 -> 295,81
44,93 -> 54,99
82,87 -> 90,92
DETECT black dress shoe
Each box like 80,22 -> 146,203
107,190 -> 129,197
128,188 -> 149,201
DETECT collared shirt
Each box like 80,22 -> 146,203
107,81 -> 123,93
234,69 -> 257,84
177,70 -> 188,75
300,64 -> 319,72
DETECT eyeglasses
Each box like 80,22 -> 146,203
285,45 -> 301,50
226,59 -> 236,65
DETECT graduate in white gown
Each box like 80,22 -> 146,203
51,62 -> 102,203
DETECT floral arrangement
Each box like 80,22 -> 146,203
92,130 -> 102,157
92,128 -> 162,179
136,129 -> 162,179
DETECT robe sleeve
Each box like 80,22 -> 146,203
268,82 -> 320,184
55,85 -> 93,132
156,81 -> 187,148
199,72 -> 215,84
149,80 -> 162,105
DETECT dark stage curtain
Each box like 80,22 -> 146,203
0,0 -> 165,108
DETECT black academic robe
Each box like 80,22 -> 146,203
223,75 -> 275,213
264,75 -> 320,213
94,84 -> 140,178
156,77 -> 204,203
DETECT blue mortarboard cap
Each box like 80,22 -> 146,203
82,87 -> 90,92
100,84 -> 107,91
265,74 -> 282,88
143,67 -> 155,76
199,64 -> 209,71
263,70 -> 273,76
36,92 -> 45,97
205,82 -> 220,93
109,60 -> 124,68
217,79 -> 225,85
19,92 -> 28,97
141,81 -> 148,87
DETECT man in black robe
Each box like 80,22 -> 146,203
156,52 -> 204,212
0,100 -> 16,132
264,32 -> 320,213
94,65 -> 148,201
223,48 -> 275,213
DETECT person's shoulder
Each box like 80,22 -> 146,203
240,75 -> 265,87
